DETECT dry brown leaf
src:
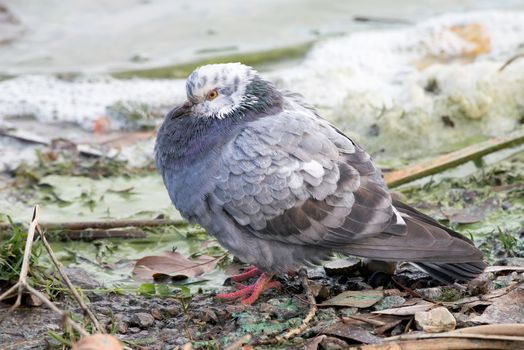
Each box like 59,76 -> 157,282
450,23 -> 491,58
372,299 -> 435,316
305,335 -> 349,350
133,251 -> 221,281
320,289 -> 384,308
305,335 -> 327,350
456,323 -> 524,336
72,334 -> 123,350
415,22 -> 492,70
470,287 -> 524,324
324,322 -> 383,344
484,265 -> 524,273
93,116 -> 112,134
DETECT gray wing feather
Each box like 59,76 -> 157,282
211,110 -> 398,248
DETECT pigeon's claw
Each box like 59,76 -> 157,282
216,273 -> 280,305
230,266 -> 260,282
216,284 -> 256,299
241,274 -> 281,305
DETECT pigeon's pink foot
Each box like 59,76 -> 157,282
229,266 -> 261,282
216,273 -> 280,305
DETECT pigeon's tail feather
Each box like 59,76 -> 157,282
340,214 -> 485,263
338,201 -> 486,283
411,261 -> 487,283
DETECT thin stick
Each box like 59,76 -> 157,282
0,206 -> 90,338
36,224 -> 105,333
343,315 -> 385,327
66,228 -> 146,240
0,207 -> 39,324
253,270 -> 318,346
282,269 -> 318,339
385,332 -> 524,342
0,283 -> 19,302
384,129 -> 524,188
348,338 -> 521,350
0,218 -> 183,233
499,53 -> 524,71
25,284 -> 89,337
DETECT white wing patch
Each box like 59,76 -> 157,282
302,160 -> 324,178
392,206 -> 407,226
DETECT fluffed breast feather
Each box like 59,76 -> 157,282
209,110 -> 402,248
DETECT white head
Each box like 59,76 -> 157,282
185,63 -> 259,119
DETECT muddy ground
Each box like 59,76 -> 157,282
1,260 -> 524,349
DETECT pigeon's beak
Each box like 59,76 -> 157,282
170,100 -> 194,119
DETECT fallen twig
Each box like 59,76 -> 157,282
282,269 -> 318,339
66,228 -> 146,240
348,337 -> 521,350
353,15 -> 412,25
384,129 -> 524,187
0,206 -> 89,337
499,53 -> 524,71
343,315 -> 385,327
36,224 -> 105,333
348,324 -> 524,350
254,269 -> 318,346
0,125 -> 117,158
0,218 -> 184,234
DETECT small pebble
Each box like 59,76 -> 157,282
415,287 -> 442,300
129,327 -> 141,334
151,308 -> 163,320
167,306 -> 178,317
415,307 -> 456,333
97,306 -> 113,316
116,321 -> 128,334
132,312 -> 155,328
259,302 -> 273,314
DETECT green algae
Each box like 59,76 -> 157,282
112,42 -> 314,79
234,298 -> 303,336
331,62 -> 524,162
46,224 -> 229,293
399,151 -> 524,261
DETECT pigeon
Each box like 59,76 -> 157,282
155,63 -> 487,304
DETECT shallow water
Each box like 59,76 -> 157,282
2,0 -> 524,74
1,9 -> 524,165
1,2 -> 523,293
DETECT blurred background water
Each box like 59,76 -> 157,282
2,0 -> 524,74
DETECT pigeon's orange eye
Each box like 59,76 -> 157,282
207,90 -> 219,101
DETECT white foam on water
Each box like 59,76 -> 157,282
275,11 -> 524,107
0,75 -> 185,130
0,10 -> 523,160
273,11 -> 524,158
